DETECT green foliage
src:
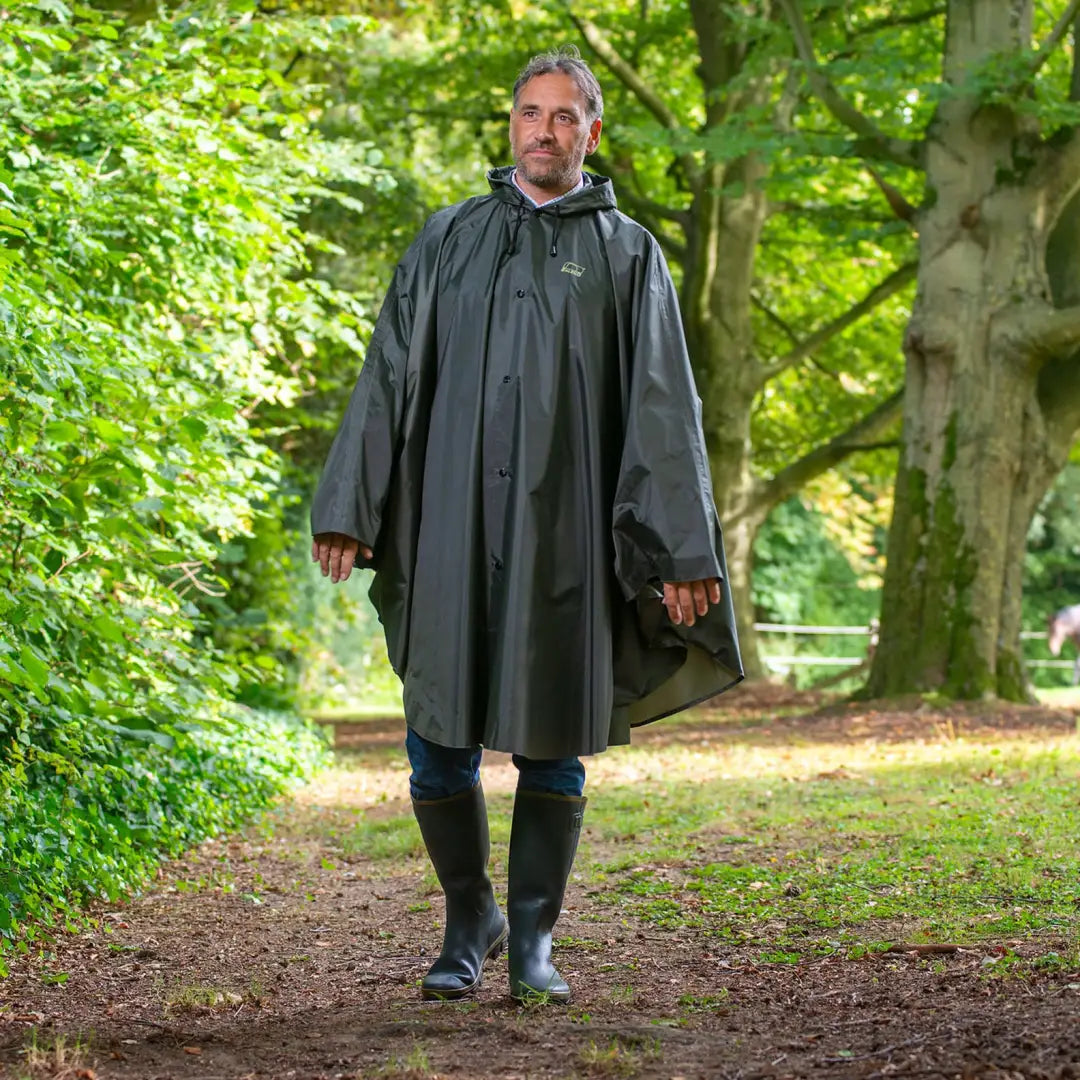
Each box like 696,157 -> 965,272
754,497 -> 880,627
297,564 -> 403,715
752,496 -> 880,682
0,0 -> 380,955
0,709 -> 327,973
1023,465 -> 1080,687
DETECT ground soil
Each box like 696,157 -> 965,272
2,687 -> 1079,1080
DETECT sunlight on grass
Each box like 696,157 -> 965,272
1035,686 -> 1080,709
293,707 -> 1080,962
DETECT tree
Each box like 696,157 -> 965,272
780,0 -> 1080,698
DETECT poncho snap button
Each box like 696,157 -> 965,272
516,288 -> 526,298
498,467 -> 509,477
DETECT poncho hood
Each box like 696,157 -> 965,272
487,166 -> 618,214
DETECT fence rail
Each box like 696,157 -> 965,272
754,621 -> 1068,674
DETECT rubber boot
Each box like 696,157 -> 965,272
507,790 -> 587,1003
412,784 -> 507,1000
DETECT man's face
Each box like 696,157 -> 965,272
509,72 -> 602,191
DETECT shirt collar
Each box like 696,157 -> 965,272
510,168 -> 585,208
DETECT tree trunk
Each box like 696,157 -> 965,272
868,0 -> 1080,699
682,155 -> 771,680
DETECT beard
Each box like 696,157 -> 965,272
511,137 -> 586,190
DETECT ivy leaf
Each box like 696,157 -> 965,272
177,417 -> 209,443
44,420 -> 81,444
18,646 -> 50,691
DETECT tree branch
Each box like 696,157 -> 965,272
1043,129 -> 1080,219
1031,0 -> 1080,80
569,12 -> 701,187
777,0 -> 924,169
589,153 -> 688,261
759,261 -> 917,383
569,12 -> 677,128
282,49 -> 305,82
752,295 -> 799,343
589,152 -> 690,226
866,166 -> 918,224
846,6 -> 946,40
1016,304 -> 1080,361
1071,6 -> 1080,102
751,389 -> 905,518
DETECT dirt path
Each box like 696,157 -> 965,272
2,691 -> 1079,1079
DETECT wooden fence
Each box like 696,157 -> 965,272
756,622 -> 1074,675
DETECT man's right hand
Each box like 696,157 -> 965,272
312,532 -> 372,584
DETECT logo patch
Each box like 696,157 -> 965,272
560,261 -> 585,277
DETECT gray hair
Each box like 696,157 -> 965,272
512,45 -> 604,122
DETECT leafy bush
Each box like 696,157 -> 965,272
0,709 -> 328,973
0,0 -> 381,959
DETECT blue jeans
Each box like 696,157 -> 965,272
406,728 -> 585,801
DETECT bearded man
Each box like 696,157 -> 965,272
311,46 -> 742,1004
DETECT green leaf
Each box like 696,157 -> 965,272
18,646 -> 49,691
177,416 -> 209,442
90,417 -> 125,444
44,420 -> 81,445
90,616 -> 125,644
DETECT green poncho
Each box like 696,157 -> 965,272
312,168 -> 742,757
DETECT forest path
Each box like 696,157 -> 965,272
2,688 -> 1079,1080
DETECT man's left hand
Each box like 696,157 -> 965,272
663,579 -> 721,627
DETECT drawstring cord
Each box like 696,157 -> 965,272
549,205 -> 561,258
505,202 -> 527,257
504,199 -> 564,259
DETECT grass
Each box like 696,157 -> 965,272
17,1031 -> 91,1080
1034,686 -> 1080,708
297,704 -> 1080,967
361,1043 -> 432,1079
578,1034 -> 661,1077
341,814 -> 424,860
163,978 -> 266,1012
586,746 -> 1080,952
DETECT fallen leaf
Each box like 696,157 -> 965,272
183,1046 -> 202,1055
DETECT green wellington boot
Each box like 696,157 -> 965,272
507,790 -> 587,1003
412,784 -> 508,1000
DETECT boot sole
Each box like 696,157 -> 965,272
421,924 -> 508,1001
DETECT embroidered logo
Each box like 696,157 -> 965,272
560,261 -> 586,277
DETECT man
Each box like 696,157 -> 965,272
311,46 -> 742,1004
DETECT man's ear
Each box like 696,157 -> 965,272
586,118 -> 602,155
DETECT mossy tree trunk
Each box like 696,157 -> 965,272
865,1 -> 1080,699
